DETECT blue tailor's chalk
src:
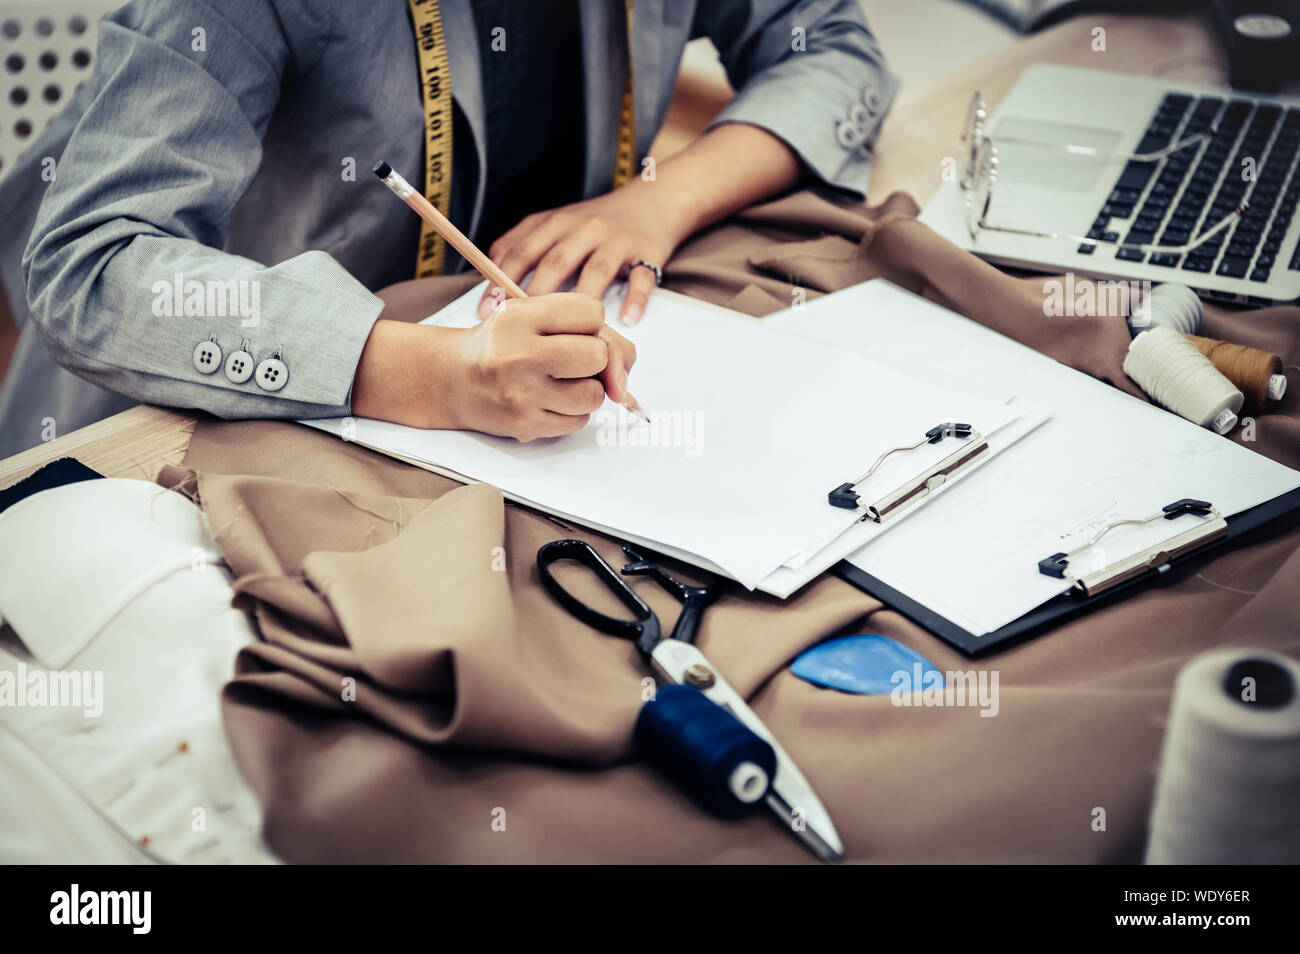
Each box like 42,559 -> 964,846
791,634 -> 944,695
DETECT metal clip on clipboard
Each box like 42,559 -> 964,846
827,422 -> 989,523
1037,498 -> 1229,597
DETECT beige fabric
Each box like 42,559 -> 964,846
168,190 -> 1300,863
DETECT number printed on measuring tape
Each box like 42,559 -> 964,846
410,0 -> 453,276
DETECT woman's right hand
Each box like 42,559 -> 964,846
352,293 -> 637,442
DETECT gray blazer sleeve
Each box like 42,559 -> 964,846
22,0 -> 383,421
697,0 -> 898,200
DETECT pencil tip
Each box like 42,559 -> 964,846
622,394 -> 650,423
372,160 -> 392,179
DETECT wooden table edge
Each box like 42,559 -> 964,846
0,405 -> 196,487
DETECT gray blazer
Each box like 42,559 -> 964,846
0,0 -> 895,456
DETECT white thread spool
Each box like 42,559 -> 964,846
1124,326 -> 1244,434
1127,282 -> 1203,337
1146,650 -> 1300,864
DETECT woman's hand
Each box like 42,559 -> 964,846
475,124 -> 804,325
477,180 -> 684,326
353,293 -> 637,442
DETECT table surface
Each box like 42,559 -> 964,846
0,11 -> 1230,488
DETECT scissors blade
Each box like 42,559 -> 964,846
649,640 -> 845,862
764,778 -> 845,863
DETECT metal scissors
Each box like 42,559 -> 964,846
536,538 -> 844,862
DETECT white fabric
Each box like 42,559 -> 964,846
0,478 -> 277,864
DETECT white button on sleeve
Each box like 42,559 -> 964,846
255,355 -> 289,392
224,347 -> 255,384
192,338 -> 222,374
848,103 -> 871,135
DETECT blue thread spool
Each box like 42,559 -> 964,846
634,684 -> 776,818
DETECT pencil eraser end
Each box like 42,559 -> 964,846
372,160 -> 392,179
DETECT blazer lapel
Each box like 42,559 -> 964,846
440,0 -> 488,243
578,0 -> 623,196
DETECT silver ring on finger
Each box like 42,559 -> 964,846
628,260 -> 662,286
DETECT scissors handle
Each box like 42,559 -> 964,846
670,600 -> 709,646
620,545 -> 722,646
537,540 -> 661,654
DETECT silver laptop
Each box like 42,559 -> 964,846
921,64 -> 1300,306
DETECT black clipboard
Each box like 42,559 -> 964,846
833,486 -> 1300,656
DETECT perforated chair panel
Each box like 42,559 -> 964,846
0,1 -> 122,185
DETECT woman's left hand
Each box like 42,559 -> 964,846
476,180 -> 686,326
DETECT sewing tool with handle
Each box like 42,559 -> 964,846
536,538 -> 844,862
372,161 -> 649,422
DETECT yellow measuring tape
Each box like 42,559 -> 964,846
409,0 -> 453,277
408,0 -> 637,276
612,0 -> 638,189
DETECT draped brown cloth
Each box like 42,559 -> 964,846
161,190 -> 1300,863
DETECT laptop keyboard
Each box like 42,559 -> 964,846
1078,92 -> 1300,284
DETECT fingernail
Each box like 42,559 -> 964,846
621,303 -> 642,327
618,369 -> 628,397
478,287 -> 503,320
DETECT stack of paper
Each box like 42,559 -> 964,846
305,282 -> 1028,592
765,280 -> 1300,635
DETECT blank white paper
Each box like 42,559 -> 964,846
304,282 -> 1021,589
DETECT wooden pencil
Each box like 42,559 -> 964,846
372,161 -> 648,422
